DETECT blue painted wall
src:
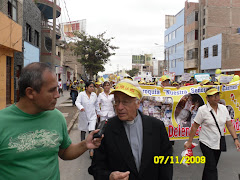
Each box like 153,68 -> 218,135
201,33 -> 222,71
24,41 -> 40,67
164,9 -> 184,77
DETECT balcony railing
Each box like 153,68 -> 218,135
35,0 -> 61,19
41,21 -> 61,35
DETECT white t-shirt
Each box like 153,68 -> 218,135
58,81 -> 62,89
194,102 -> 231,150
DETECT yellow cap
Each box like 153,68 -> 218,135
74,81 -> 77,83
213,81 -> 220,85
206,88 -> 220,96
161,75 -> 170,82
110,82 -> 142,99
124,77 -> 133,81
172,82 -> 179,85
201,79 -> 210,85
95,82 -> 101,85
80,79 -> 83,82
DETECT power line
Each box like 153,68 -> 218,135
62,0 -> 71,22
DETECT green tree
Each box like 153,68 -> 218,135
71,32 -> 118,79
126,68 -> 139,77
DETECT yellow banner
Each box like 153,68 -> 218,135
140,83 -> 240,140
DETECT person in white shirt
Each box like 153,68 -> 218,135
185,87 -> 240,180
58,78 -> 63,96
97,81 -> 115,121
75,81 -> 100,158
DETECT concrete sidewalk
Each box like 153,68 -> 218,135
56,90 -> 79,133
56,90 -> 72,107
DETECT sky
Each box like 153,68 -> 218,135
59,0 -> 199,75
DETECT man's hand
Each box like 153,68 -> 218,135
109,171 -> 130,180
86,130 -> 103,149
184,141 -> 192,149
234,139 -> 240,152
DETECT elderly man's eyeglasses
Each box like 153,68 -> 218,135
113,100 -> 136,106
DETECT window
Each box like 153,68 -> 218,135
203,18 -> 205,26
26,23 -> 32,42
203,28 -> 205,35
8,0 -> 17,21
213,45 -> 218,56
45,37 -> 52,52
195,11 -> 198,21
171,46 -> 175,54
169,33 -> 172,41
204,47 -> 209,58
203,9 -> 206,16
165,35 -> 168,43
171,59 -> 176,68
34,30 -> 39,47
187,48 -> 198,60
172,31 -> 176,39
195,30 -> 198,40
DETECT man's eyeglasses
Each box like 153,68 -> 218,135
113,100 -> 135,106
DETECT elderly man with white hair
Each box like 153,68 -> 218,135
89,79 -> 173,180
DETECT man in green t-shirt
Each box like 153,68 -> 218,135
0,62 -> 102,180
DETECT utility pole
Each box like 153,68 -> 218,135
198,1 -> 202,73
164,48 -> 169,73
164,49 -> 167,72
117,64 -> 119,76
167,49 -> 169,73
51,0 -> 57,71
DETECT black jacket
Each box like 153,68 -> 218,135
88,111 -> 173,180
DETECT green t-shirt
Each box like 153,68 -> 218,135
0,105 -> 72,180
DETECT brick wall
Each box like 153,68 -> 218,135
222,34 -> 240,69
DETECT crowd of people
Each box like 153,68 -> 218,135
138,74 -> 239,88
1,62 -> 240,180
69,73 -> 240,179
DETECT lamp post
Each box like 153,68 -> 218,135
154,43 -> 168,74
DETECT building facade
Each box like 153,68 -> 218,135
14,0 -> 41,102
0,0 -> 23,109
164,9 -> 185,81
62,43 -> 85,82
35,0 -> 61,68
132,54 -> 153,79
199,0 -> 240,75
184,1 -> 199,74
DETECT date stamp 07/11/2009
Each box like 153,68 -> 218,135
154,156 -> 206,164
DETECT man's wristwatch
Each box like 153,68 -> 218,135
233,138 -> 238,141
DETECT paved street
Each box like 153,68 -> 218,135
59,123 -> 93,180
57,93 -> 240,180
56,90 -> 78,125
